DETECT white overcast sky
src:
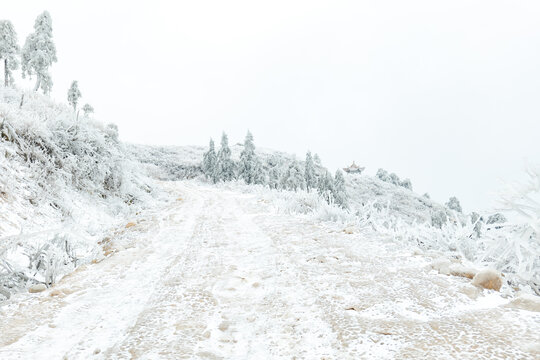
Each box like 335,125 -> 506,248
4,0 -> 540,213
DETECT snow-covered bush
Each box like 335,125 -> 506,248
446,196 -> 462,213
376,168 -> 413,190
486,213 -> 506,225
266,187 -> 354,223
431,210 -> 448,228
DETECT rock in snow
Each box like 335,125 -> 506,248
472,269 -> 503,291
28,284 -> 47,293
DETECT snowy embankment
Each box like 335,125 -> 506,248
0,182 -> 538,359
0,86 -> 161,300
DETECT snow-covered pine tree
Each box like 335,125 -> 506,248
21,11 -> 57,94
313,153 -> 321,166
446,196 -> 462,213
68,81 -> 82,112
281,162 -> 305,191
82,103 -> 94,116
216,132 -> 235,182
332,169 -> 348,208
202,138 -> 217,183
268,165 -> 280,189
267,154 -> 282,190
238,131 -> 263,184
317,170 -> 334,204
0,20 -> 19,87
304,151 -> 316,192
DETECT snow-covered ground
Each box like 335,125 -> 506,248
1,181 -> 538,359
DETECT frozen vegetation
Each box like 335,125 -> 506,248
129,137 -> 539,295
0,10 -> 539,358
0,85 -> 159,300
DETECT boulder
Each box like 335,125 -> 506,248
29,283 -> 47,293
471,269 -> 502,291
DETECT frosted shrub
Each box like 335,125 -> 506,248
376,168 -> 390,182
486,213 -> 506,225
446,196 -> 462,213
400,178 -> 412,190
270,189 -> 354,223
431,210 -> 448,228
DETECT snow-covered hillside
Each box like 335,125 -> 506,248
0,85 -> 161,300
128,143 -> 447,222
129,142 -> 539,294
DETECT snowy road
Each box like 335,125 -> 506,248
0,182 -> 539,359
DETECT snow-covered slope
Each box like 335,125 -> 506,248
128,143 -> 451,226
127,143 -> 539,293
0,86 -> 161,300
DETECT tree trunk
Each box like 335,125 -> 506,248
34,76 -> 41,92
4,58 -> 8,87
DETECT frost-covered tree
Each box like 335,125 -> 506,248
304,151 -> 316,192
313,153 -> 321,166
0,20 -> 19,87
21,11 -> 57,94
423,193 -> 431,199
431,210 -> 448,228
266,155 -> 282,190
67,81 -> 82,111
202,138 -> 217,183
82,103 -> 94,116
318,170 -> 334,204
389,173 -> 400,186
238,131 -> 263,184
332,169 -> 348,208
268,165 -> 280,189
400,178 -> 412,190
376,168 -> 391,182
281,162 -> 305,191
216,132 -> 235,181
446,196 -> 462,213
